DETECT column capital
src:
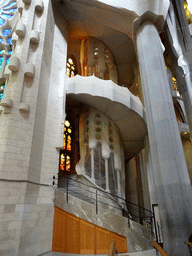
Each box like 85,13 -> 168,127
178,52 -> 192,74
133,0 -> 170,36
133,11 -> 165,36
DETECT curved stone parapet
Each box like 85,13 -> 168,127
67,75 -> 147,158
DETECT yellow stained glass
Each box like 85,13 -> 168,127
65,120 -> 70,127
66,57 -> 76,77
66,155 -> 70,171
63,134 -> 66,149
172,77 -> 177,90
60,154 -> 65,171
67,136 -> 71,151
68,128 -> 72,133
68,58 -> 73,64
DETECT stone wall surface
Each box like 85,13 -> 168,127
0,0 -> 60,255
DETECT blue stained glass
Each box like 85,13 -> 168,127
7,37 -> 11,44
0,38 -> 2,43
3,1 -> 16,8
2,29 -> 11,36
3,8 -> 17,13
0,57 -> 3,70
1,0 -> 9,7
0,17 -> 5,25
6,56 -> 10,65
1,84 -> 5,89
8,49 -> 12,54
2,13 -> 13,19
0,92 -> 3,100
0,49 -> 4,54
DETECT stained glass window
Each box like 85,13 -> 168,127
59,120 -> 74,175
7,37 -> 11,44
2,29 -> 11,36
66,56 -> 77,77
0,56 -> 3,70
0,0 -> 17,27
0,81 -> 5,101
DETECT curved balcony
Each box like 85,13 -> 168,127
66,75 -> 147,159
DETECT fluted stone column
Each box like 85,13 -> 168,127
136,20 -> 192,255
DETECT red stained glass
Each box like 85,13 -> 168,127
67,136 -> 71,151
60,154 -> 65,171
66,155 -> 70,171
60,119 -> 73,174
63,134 -> 66,149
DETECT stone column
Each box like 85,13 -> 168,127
105,158 -> 110,192
91,148 -> 95,182
136,20 -> 192,255
116,170 -> 121,197
176,65 -> 192,139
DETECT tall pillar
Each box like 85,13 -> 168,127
136,20 -> 192,255
176,66 -> 192,139
105,158 -> 110,192
116,170 -> 121,197
91,148 -> 95,182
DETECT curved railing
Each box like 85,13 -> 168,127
55,175 -> 153,228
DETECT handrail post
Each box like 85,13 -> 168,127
66,177 -> 69,203
96,189 -> 98,214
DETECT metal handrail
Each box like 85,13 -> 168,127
57,176 -> 153,222
63,176 -> 152,213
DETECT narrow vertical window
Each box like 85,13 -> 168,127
66,56 -> 77,78
59,120 -> 74,175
